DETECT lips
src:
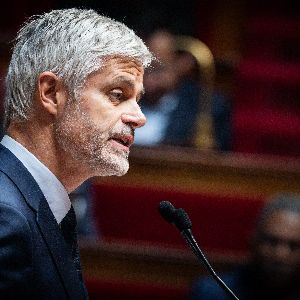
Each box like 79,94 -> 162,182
109,134 -> 134,148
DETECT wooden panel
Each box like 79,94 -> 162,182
94,145 -> 300,198
80,241 -> 246,289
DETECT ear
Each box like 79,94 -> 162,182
37,72 -> 66,116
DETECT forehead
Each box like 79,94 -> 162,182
263,210 -> 300,239
101,56 -> 144,79
82,56 -> 145,94
83,56 -> 145,92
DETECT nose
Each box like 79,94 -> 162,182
121,102 -> 146,129
274,242 -> 291,259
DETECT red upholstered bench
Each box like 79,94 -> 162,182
232,108 -> 300,157
91,183 -> 264,254
232,58 -> 300,157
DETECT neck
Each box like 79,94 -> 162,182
7,121 -> 90,192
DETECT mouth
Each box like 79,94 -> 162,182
109,134 -> 134,150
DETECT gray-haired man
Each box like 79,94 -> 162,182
0,8 -> 152,299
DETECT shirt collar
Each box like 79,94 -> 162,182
1,135 -> 71,224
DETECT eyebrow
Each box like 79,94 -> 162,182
110,76 -> 145,100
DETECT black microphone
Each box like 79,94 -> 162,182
158,201 -> 240,300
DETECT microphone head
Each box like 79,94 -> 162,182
174,208 -> 192,231
158,201 -> 176,224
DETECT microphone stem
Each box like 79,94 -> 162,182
181,229 -> 240,300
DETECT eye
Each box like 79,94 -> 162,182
289,241 -> 300,252
109,89 -> 124,103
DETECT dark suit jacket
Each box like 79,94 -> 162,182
0,144 -> 88,299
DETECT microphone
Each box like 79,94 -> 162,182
158,201 -> 240,300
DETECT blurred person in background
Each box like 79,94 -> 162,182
134,29 -> 179,145
135,29 -> 232,150
187,193 -> 300,300
135,29 -> 201,147
211,60 -> 233,152
162,49 -> 202,146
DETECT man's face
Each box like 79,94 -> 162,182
254,210 -> 300,287
55,57 -> 146,177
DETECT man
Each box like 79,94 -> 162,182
0,8 -> 152,299
187,194 -> 300,300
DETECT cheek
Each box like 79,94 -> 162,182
90,109 -> 122,133
80,95 -> 121,131
257,244 -> 272,258
257,243 -> 280,261
291,250 -> 300,264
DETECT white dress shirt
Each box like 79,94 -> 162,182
1,135 -> 71,224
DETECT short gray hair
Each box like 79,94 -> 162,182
5,8 -> 153,128
256,193 -> 300,235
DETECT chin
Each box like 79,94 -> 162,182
95,165 -> 129,177
91,156 -> 129,177
109,161 -> 129,176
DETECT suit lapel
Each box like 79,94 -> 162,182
37,199 -> 85,299
0,145 -> 85,299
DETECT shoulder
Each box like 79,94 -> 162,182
0,205 -> 33,291
0,183 -> 33,261
177,79 -> 200,97
0,198 -> 32,244
0,170 -> 33,243
188,271 -> 242,300
0,200 -> 34,297
0,170 -> 26,208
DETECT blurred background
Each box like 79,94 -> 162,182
0,1 -> 299,299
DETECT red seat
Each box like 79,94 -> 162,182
92,183 -> 264,254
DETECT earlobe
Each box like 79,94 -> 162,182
38,72 -> 65,116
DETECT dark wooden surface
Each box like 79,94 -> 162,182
95,145 -> 300,198
80,240 -> 247,289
